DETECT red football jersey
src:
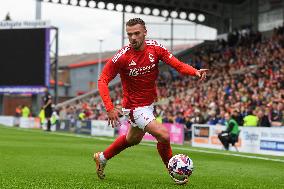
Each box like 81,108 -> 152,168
98,40 -> 198,111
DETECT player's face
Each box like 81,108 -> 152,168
126,24 -> 147,50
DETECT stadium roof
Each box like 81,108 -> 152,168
40,0 -> 255,33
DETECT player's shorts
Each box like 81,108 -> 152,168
122,103 -> 155,130
44,108 -> 52,118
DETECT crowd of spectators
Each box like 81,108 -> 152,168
58,26 -> 284,131
155,27 -> 283,128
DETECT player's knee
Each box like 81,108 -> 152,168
157,130 -> 170,143
127,138 -> 142,146
132,140 -> 141,146
162,133 -> 170,143
126,134 -> 143,146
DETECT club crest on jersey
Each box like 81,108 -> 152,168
149,53 -> 154,63
129,60 -> 137,66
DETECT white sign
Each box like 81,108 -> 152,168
19,117 -> 41,129
258,127 -> 284,155
91,120 -> 115,137
0,116 -> 15,127
0,20 -> 51,29
19,117 -> 32,128
192,124 -> 284,156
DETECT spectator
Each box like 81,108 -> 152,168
232,109 -> 244,126
78,111 -> 86,121
175,112 -> 185,124
15,105 -> 22,117
207,110 -> 219,125
21,105 -> 30,118
38,106 -> 46,127
190,109 -> 204,124
257,109 -> 271,127
271,102 -> 283,126
217,109 -> 226,125
243,110 -> 259,127
184,116 -> 193,141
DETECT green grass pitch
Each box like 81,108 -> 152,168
0,125 -> 284,189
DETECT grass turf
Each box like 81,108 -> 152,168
0,125 -> 284,189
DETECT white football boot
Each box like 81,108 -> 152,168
93,152 -> 107,179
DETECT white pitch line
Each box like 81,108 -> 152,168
142,143 -> 284,163
3,126 -> 284,163
49,131 -> 284,163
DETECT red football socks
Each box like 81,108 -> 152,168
103,135 -> 173,167
157,142 -> 173,167
103,135 -> 131,160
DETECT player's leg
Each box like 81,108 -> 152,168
218,132 -> 229,150
94,125 -> 144,179
144,120 -> 172,167
103,125 -> 145,160
126,125 -> 145,145
94,133 -> 131,179
46,118 -> 51,131
45,108 -> 52,131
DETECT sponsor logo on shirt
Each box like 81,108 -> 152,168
129,60 -> 137,66
129,63 -> 156,76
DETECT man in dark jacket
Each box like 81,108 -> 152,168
43,89 -> 53,131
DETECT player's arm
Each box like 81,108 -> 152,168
98,58 -> 122,127
157,43 -> 208,80
43,95 -> 52,109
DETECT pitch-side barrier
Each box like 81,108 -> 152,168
192,124 -> 284,156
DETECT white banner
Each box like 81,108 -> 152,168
257,127 -> 284,155
192,124 -> 284,156
91,120 -> 115,137
19,117 -> 32,128
0,20 -> 50,29
241,127 -> 260,154
19,117 -> 41,129
0,116 -> 15,127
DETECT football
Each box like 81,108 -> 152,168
168,154 -> 194,184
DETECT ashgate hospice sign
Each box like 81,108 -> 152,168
0,20 -> 50,29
